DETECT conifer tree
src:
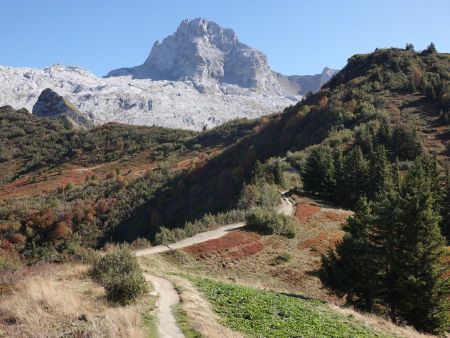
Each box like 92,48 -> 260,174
332,148 -> 346,201
320,156 -> 449,334
302,146 -> 336,197
367,145 -> 390,199
388,157 -> 449,333
343,146 -> 368,204
440,165 -> 450,240
320,197 -> 378,311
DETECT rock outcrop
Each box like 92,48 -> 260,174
32,88 -> 93,129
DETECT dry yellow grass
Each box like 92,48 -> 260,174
0,263 -> 148,338
330,305 -> 435,338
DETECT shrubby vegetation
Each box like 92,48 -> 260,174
0,106 -> 196,176
1,47 -> 449,336
237,182 -> 280,209
154,209 -> 246,244
245,207 -> 296,238
91,246 -> 147,305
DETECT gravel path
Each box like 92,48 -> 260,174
139,195 -> 294,338
136,196 -> 293,257
145,274 -> 184,338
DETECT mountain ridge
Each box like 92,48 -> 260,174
0,18 -> 336,130
107,18 -> 338,96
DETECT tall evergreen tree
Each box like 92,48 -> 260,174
388,158 -> 449,333
440,165 -> 450,241
343,146 -> 368,204
302,146 -> 336,197
367,145 -> 390,199
332,148 -> 346,201
320,156 -> 449,334
320,197 -> 378,311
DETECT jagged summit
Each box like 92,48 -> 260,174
107,18 -> 283,94
107,18 -> 337,96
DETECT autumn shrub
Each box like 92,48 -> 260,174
91,247 -> 147,305
245,207 -> 296,238
50,222 -> 72,240
237,183 -> 279,209
130,237 -> 151,250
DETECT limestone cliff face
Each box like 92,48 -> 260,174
107,18 -> 283,94
108,18 -> 337,96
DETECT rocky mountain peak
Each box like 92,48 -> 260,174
175,18 -> 238,46
107,18 -> 282,94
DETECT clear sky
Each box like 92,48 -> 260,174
1,0 -> 449,76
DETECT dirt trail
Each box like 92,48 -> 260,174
139,195 -> 294,338
135,196 -> 293,257
145,274 -> 184,338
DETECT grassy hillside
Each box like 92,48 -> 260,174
1,47 -> 450,267
0,107 -> 258,266
135,47 -> 450,234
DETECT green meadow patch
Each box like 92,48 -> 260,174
191,277 -> 394,338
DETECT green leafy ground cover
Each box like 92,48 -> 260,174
191,277 -> 394,338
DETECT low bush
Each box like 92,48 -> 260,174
237,183 -> 280,209
154,209 -> 246,245
245,208 -> 296,238
102,271 -> 148,305
269,252 -> 291,266
91,247 -> 147,305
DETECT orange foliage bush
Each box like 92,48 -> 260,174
51,222 -> 72,240
30,209 -> 55,230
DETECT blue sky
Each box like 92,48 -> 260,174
1,0 -> 449,76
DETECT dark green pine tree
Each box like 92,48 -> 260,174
319,197 -> 379,311
370,172 -> 406,322
367,145 -> 391,199
440,166 -> 450,241
302,146 -> 336,197
378,157 -> 449,334
332,148 -> 346,202
424,154 -> 441,200
343,146 -> 368,205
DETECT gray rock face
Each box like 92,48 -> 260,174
274,67 -> 339,96
107,18 -> 283,94
108,18 -> 337,97
32,88 -> 93,129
